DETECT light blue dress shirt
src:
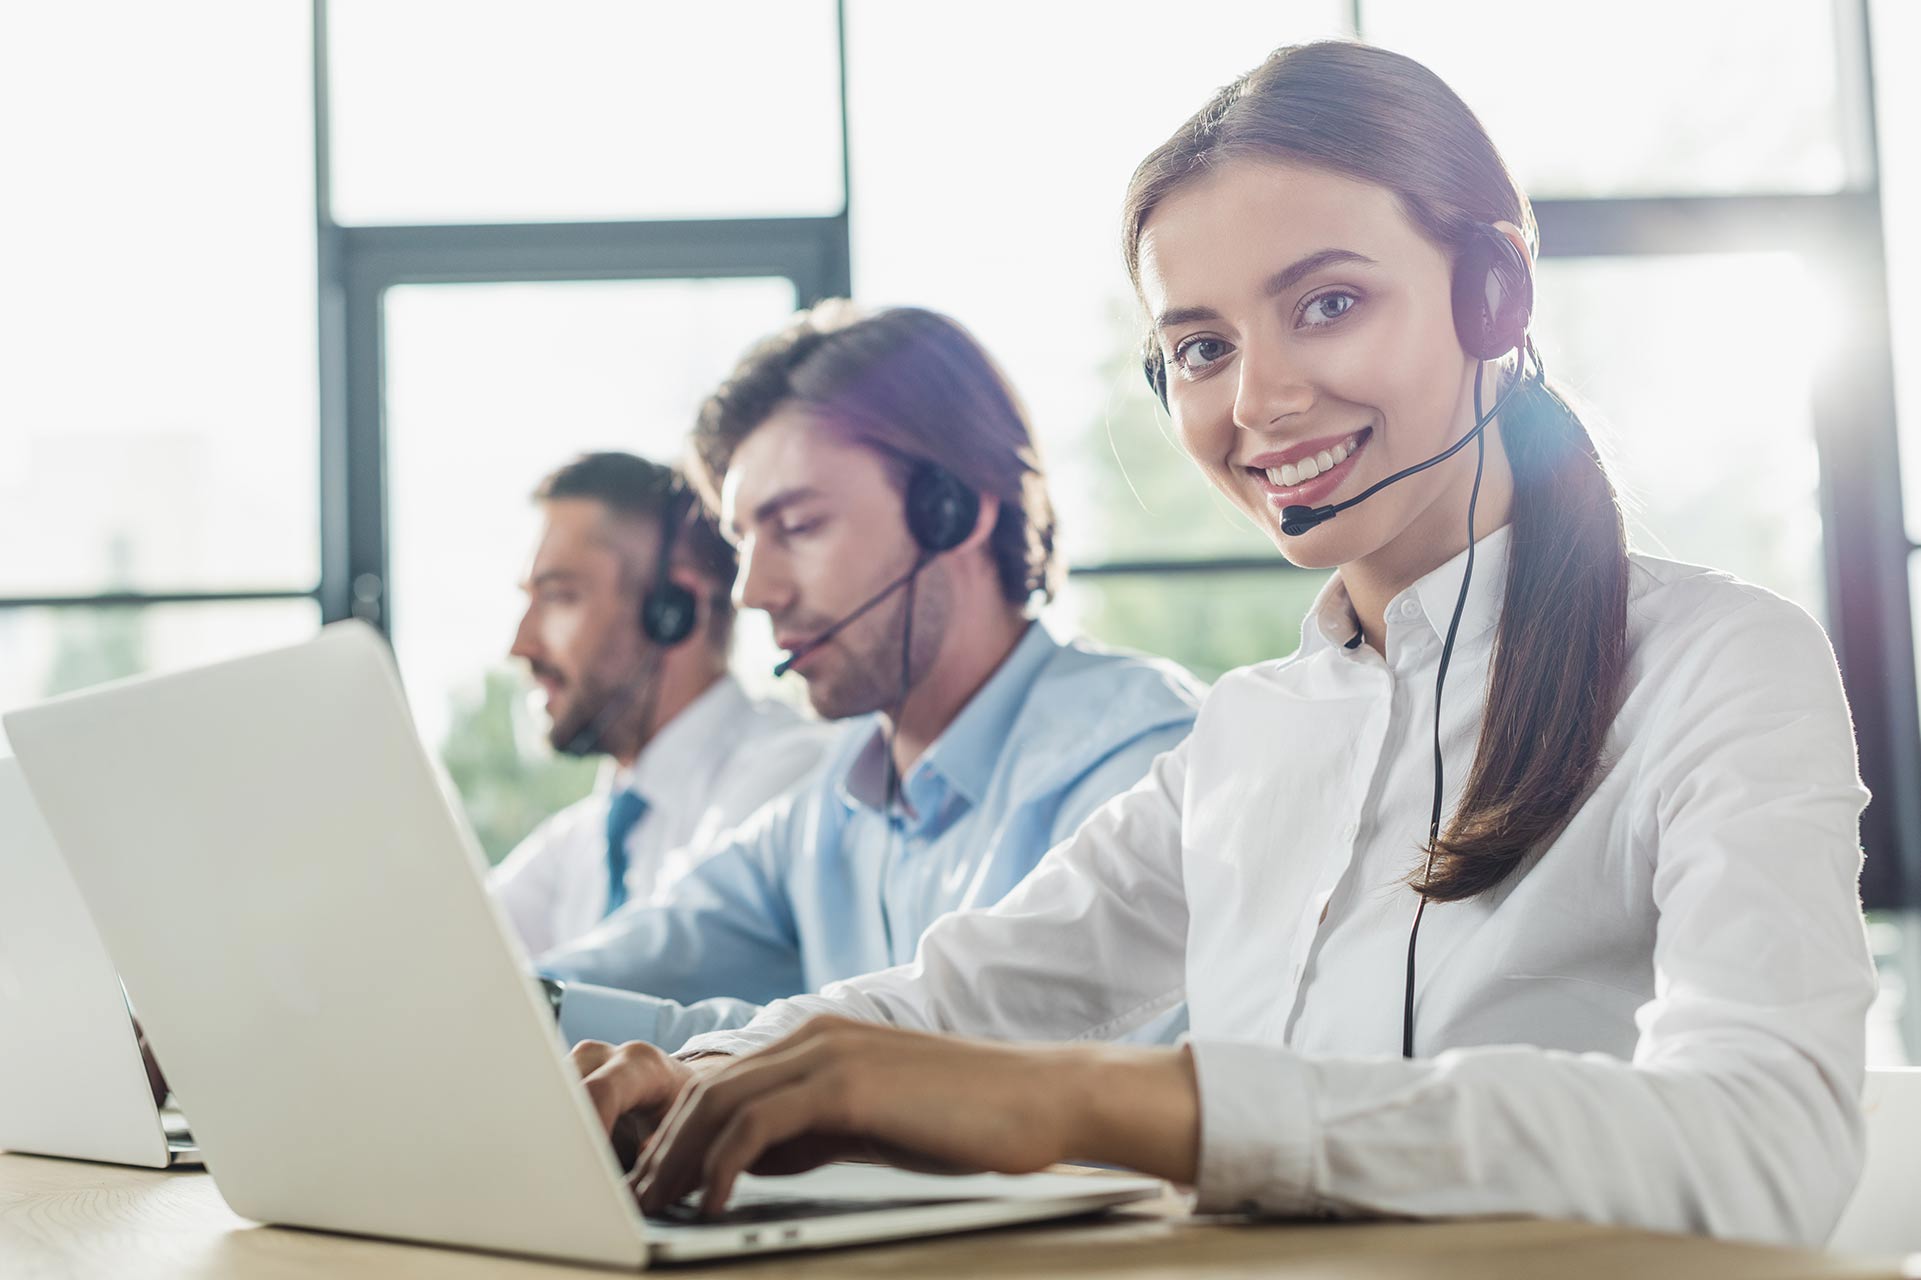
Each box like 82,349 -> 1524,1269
540,622 -> 1203,1051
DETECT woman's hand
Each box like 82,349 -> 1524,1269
570,1039 -> 723,1171
630,1016 -> 1202,1217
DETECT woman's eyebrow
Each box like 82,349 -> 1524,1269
1262,248 -> 1377,300
1154,302 -> 1220,332
1154,248 -> 1378,332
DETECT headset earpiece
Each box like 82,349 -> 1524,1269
1142,346 -> 1169,411
905,462 -> 979,554
640,580 -> 696,647
639,485 -> 699,647
1451,224 -> 1533,361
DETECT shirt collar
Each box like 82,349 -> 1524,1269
1297,524 -> 1513,658
1299,572 -> 1363,657
837,620 -> 1058,816
1408,523 -> 1510,647
607,675 -> 751,804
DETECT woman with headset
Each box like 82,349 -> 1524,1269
585,41 -> 1876,1244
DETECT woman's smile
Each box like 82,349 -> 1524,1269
1242,425 -> 1372,509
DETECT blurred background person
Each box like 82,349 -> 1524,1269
490,452 -> 831,955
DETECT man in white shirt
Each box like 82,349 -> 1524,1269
488,452 -> 830,956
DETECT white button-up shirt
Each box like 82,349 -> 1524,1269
685,528 -> 1877,1247
489,675 -> 831,955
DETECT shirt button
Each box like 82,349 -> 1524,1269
1341,821 -> 1359,842
1399,599 -> 1421,620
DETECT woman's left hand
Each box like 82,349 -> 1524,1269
630,1015 -> 1198,1217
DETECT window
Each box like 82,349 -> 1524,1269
0,2 -> 320,734
325,0 -> 844,224
845,0 -> 1348,563
0,4 -> 317,597
1533,254 -> 1826,618
1051,570 -> 1328,685
380,277 -> 800,857
1878,0 -> 1921,549
1361,1 -> 1857,197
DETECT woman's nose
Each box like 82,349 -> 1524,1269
1232,338 -> 1314,433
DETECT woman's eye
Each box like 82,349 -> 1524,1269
1300,291 -> 1357,327
779,519 -> 821,540
1173,336 -> 1231,373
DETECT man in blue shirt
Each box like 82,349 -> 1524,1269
541,303 -> 1202,1051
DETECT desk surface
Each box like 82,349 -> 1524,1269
0,1153 -> 1908,1279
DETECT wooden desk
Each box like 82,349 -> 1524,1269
0,1152 -> 1907,1279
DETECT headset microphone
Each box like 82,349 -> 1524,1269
1276,350 -> 1535,539
772,556 -> 930,678
768,461 -> 979,679
1280,506 -> 1336,537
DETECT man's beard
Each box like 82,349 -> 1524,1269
546,651 -> 651,758
801,561 -> 953,722
548,678 -> 610,756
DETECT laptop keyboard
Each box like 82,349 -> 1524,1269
647,1193 -> 952,1227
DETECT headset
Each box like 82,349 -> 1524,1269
560,479 -> 705,757
1146,223 -> 1539,1059
638,482 -> 700,647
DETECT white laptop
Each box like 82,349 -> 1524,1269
0,757 -> 201,1168
3,622 -> 1161,1268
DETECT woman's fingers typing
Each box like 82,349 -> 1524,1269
570,1039 -> 695,1145
696,1077 -> 847,1215
634,1035 -> 830,1212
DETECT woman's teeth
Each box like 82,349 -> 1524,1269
1266,435 -> 1360,488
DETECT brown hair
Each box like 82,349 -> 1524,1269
534,451 -> 738,651
1123,41 -> 1629,903
690,301 -> 1061,607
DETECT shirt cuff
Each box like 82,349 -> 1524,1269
554,982 -> 665,1048
1185,1036 -> 1320,1215
676,1028 -> 768,1059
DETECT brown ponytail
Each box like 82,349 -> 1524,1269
1121,41 -> 1630,902
1418,374 -> 1628,900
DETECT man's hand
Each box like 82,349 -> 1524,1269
569,1040 -> 724,1172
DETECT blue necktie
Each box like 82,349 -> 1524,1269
602,788 -> 648,918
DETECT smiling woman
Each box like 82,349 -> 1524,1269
1127,55 -> 1627,912
581,41 -> 1877,1249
